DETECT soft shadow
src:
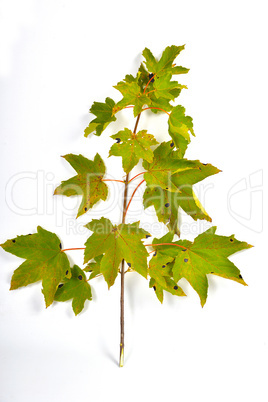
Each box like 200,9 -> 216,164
98,335 -> 118,367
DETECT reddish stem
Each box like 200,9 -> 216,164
123,180 -> 145,220
143,74 -> 156,94
128,172 -> 146,183
102,179 -> 125,183
61,247 -> 85,253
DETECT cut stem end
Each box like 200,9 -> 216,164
119,346 -> 124,367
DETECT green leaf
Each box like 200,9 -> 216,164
149,252 -> 174,287
0,227 -> 71,307
109,128 -> 158,174
148,247 -> 186,303
114,75 -> 149,116
54,153 -> 108,218
143,142 -> 189,192
153,227 -> 252,307
172,66 -> 190,75
143,142 -> 218,193
54,265 -> 92,315
141,46 -> 189,113
144,186 -> 182,235
153,74 -> 187,100
84,218 -> 150,288
149,277 -> 186,303
85,97 -> 117,137
84,254 -> 103,280
168,105 -> 195,157
143,45 -> 186,77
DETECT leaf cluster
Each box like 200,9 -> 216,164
0,45 -> 252,316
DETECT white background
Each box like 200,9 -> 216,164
0,0 -> 267,401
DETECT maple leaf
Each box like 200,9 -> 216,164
143,144 -> 220,233
153,73 -> 187,100
84,218 -> 150,288
84,254 -> 103,279
84,97 -> 117,137
168,105 -> 195,157
109,128 -> 158,174
137,63 -> 175,112
54,153 -> 108,218
114,74 -> 149,116
143,142 -> 220,195
153,228 -> 252,307
0,226 -> 71,307
148,252 -> 186,303
142,142 -> 194,192
54,265 -> 92,315
140,46 -> 189,113
142,45 -> 186,77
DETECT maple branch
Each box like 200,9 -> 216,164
119,112 -> 142,368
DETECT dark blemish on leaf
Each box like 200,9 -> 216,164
78,275 -> 83,280
88,269 -> 93,273
184,258 -> 188,263
153,252 -> 157,257
59,243 -> 62,249
166,187 -> 169,190
198,167 -> 202,170
28,234 -> 32,235
146,234 -> 151,238
166,262 -> 170,265
239,274 -> 243,279
182,249 -> 187,252
58,284 -> 64,288
211,271 -> 214,274
202,163 -> 207,166
116,138 -> 121,143
84,207 -> 88,212
162,265 -> 166,268
149,73 -> 155,83
66,270 -> 69,275
12,239 -> 16,243
174,285 -> 178,290
153,285 -> 156,291
127,263 -> 131,267
170,142 -> 174,147
165,203 -> 170,207
230,238 -> 234,242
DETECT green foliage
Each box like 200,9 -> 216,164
84,97 -> 117,137
54,265 -> 92,315
54,153 -> 108,218
84,218 -> 150,288
151,228 -> 252,306
0,45 -> 252,366
0,227 -> 71,307
109,128 -> 158,174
